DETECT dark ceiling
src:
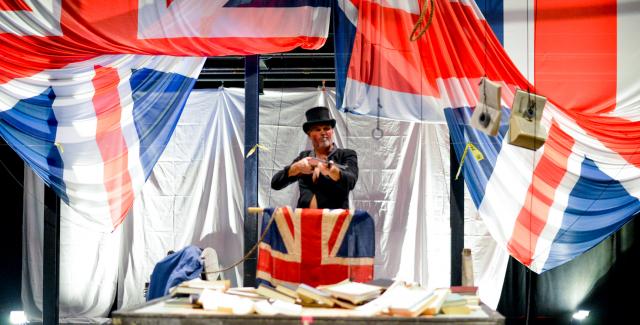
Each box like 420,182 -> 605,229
195,22 -> 336,90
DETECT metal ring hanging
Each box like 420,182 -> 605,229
371,127 -> 384,140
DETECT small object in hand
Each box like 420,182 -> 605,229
309,157 -> 347,170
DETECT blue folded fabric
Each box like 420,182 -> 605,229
146,245 -> 203,301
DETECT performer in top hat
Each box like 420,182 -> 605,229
271,106 -> 358,209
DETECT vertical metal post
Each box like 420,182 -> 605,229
243,55 -> 260,287
450,138 -> 464,286
43,185 -> 60,325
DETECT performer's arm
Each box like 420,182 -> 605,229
317,149 -> 358,191
271,152 -> 309,190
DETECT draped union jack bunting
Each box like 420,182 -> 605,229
335,0 -> 640,273
257,207 -> 375,287
0,1 -> 330,230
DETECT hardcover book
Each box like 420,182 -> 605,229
296,283 -> 335,307
256,284 -> 297,303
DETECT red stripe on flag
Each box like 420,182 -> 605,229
347,1 -> 529,99
92,66 -> 134,228
0,34 -> 98,84
535,0 -> 617,114
0,0 -> 31,11
572,113 -> 640,170
327,210 -> 350,253
301,209 -> 324,285
348,0 -> 437,96
508,122 -> 575,266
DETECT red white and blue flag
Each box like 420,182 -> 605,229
1,0 -> 331,230
256,207 -> 375,287
336,0 -> 640,273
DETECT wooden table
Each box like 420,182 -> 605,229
112,297 -> 505,325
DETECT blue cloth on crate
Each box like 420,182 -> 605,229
146,245 -> 203,301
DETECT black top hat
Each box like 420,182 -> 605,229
303,106 -> 336,133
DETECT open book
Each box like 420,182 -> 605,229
322,281 -> 382,305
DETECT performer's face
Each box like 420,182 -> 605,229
308,124 -> 333,150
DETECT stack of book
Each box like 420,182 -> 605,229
441,293 -> 471,315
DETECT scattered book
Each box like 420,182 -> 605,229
441,304 -> 471,315
388,285 -> 435,317
256,284 -> 297,303
275,283 -> 299,299
365,278 -> 395,290
322,281 -> 381,305
226,287 -> 267,300
355,280 -> 407,316
329,297 -> 358,310
442,293 -> 467,308
170,278 -> 230,296
296,283 -> 335,307
450,286 -> 478,295
163,296 -> 200,308
463,295 -> 480,306
422,288 -> 450,315
199,289 -> 255,315
389,287 -> 450,317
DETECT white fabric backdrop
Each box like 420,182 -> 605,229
22,88 -> 507,321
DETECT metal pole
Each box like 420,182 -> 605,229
450,138 -> 464,286
243,55 -> 260,287
43,185 -> 60,324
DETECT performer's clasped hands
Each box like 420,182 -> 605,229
289,157 -> 341,183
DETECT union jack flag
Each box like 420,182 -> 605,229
0,0 -> 330,230
257,207 -> 375,287
336,0 -> 640,273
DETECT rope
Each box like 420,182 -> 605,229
203,208 -> 277,274
410,0 -> 435,41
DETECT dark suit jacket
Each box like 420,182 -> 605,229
271,148 -> 358,209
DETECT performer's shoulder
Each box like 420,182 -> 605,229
340,148 -> 357,155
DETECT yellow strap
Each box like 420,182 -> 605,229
54,142 -> 64,154
455,143 -> 484,180
245,143 -> 269,158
